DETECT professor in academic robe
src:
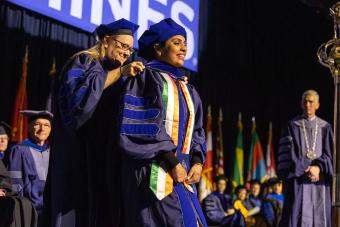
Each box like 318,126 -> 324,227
0,159 -> 11,197
0,122 -> 11,159
277,89 -> 333,227
7,110 -> 52,219
0,157 -> 38,227
203,176 -> 244,226
49,18 -> 144,227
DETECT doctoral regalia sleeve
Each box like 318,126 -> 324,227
312,124 -> 333,178
0,159 -> 12,193
277,123 -> 312,179
202,193 -> 226,224
188,85 -> 206,164
7,145 -> 36,197
119,68 -> 177,160
57,54 -> 107,129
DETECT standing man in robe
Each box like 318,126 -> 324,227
278,89 -> 333,227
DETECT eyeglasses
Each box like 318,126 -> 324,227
32,122 -> 51,129
111,38 -> 135,54
0,136 -> 8,141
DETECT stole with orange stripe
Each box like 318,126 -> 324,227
149,73 -> 195,200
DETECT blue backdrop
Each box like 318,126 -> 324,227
8,0 -> 200,71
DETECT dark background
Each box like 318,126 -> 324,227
0,0 -> 336,179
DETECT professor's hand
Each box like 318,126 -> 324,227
121,61 -> 145,77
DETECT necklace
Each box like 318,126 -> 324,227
302,117 -> 318,160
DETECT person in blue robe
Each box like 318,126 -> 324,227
248,179 -> 262,209
261,178 -> 284,227
0,122 -> 11,160
278,90 -> 333,227
46,19 -> 145,227
118,18 -> 207,227
233,185 -> 260,226
0,159 -> 11,196
7,110 -> 52,220
0,157 -> 38,227
203,176 -> 244,226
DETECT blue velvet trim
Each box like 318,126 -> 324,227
174,185 -> 197,227
21,139 -> 48,152
123,95 -> 156,107
121,123 -> 159,135
123,108 -> 159,120
267,193 -> 284,206
66,68 -> 84,81
146,60 -> 184,78
177,82 -> 184,154
202,141 -> 207,155
188,189 -> 208,227
69,86 -> 87,109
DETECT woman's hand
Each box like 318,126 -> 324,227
185,163 -> 203,184
172,163 -> 187,183
121,61 -> 145,77
105,61 -> 145,89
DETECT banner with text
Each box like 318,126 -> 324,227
8,0 -> 200,71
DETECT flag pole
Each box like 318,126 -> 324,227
49,56 -> 56,75
25,45 -> 28,62
46,57 -> 57,111
216,108 -> 224,176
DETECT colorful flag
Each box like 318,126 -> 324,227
199,106 -> 214,201
11,46 -> 29,142
232,112 -> 244,188
266,122 -> 277,178
215,108 -> 225,176
246,117 -> 267,184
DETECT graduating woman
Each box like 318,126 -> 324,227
48,19 -> 144,227
119,18 -> 207,227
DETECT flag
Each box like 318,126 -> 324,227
198,106 -> 214,201
246,117 -> 267,184
46,57 -> 57,112
11,46 -> 29,142
215,108 -> 224,176
231,112 -> 244,188
266,122 -> 277,178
